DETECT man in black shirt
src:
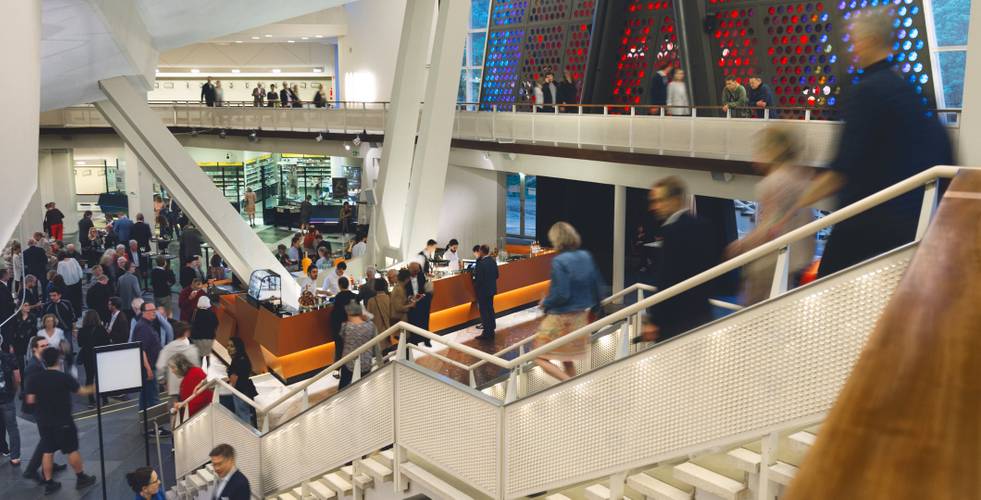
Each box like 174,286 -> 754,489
25,347 -> 97,494
42,289 -> 75,333
44,203 -> 66,241
330,277 -> 355,363
785,8 -> 954,277
77,211 -> 94,248
23,239 -> 48,289
180,255 -> 203,289
200,78 -> 216,107
745,75 -> 776,118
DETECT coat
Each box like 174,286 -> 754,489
365,292 -> 392,333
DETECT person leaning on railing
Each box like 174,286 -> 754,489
170,353 -> 211,419
532,222 -> 605,381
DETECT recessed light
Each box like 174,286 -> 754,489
231,69 -> 241,73
301,36 -> 309,40
312,68 -> 322,73
190,69 -> 200,73
287,40 -> 295,43
272,69 -> 281,73
235,40 -> 243,44
155,68 -> 160,73
314,35 -> 324,38
264,34 -> 272,38
251,36 -> 260,40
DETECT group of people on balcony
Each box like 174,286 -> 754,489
200,77 -> 330,108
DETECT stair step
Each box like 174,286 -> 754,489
322,472 -> 353,495
545,495 -> 572,500
197,468 -> 216,483
376,449 -> 395,468
789,431 -> 816,450
401,462 -> 474,500
727,447 -> 762,474
360,457 -> 393,482
338,465 -> 355,481
276,491 -> 301,500
583,483 -> 636,500
673,462 -> 745,500
186,472 -> 208,490
309,479 -> 338,499
353,472 -> 373,489
768,461 -> 798,486
627,473 -> 692,500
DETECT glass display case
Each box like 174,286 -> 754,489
248,269 -> 282,305
200,162 -> 244,211
278,154 -> 331,203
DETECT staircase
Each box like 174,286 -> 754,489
171,240 -> 916,500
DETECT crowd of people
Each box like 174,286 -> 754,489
200,77 -> 331,109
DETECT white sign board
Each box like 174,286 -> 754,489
95,343 -> 144,395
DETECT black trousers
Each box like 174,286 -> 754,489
477,295 -> 496,336
818,211 -> 915,279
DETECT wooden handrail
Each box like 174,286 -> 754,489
784,169 -> 981,499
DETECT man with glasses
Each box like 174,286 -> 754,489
131,302 -> 163,409
209,443 -> 250,500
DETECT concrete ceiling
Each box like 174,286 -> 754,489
40,0 -> 356,111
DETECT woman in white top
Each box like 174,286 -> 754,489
443,239 -> 461,270
214,80 -> 224,107
666,68 -> 691,116
10,241 -> 23,293
38,313 -> 67,357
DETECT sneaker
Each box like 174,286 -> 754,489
44,480 -> 62,495
54,463 -> 67,473
75,473 -> 97,490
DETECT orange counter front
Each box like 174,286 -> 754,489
217,252 -> 554,382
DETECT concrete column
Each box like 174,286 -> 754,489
0,0 -> 40,249
613,185 -> 626,294
958,5 -> 981,165
370,0 -> 436,264
123,144 -> 157,223
399,0 -> 469,259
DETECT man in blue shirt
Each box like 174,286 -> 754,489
785,8 -> 953,277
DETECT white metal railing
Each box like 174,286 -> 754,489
176,165 -> 968,433
40,102 -> 962,166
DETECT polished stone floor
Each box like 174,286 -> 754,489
0,391 -> 175,500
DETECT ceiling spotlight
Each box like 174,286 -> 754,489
344,143 -> 351,151
264,34 -> 272,38
231,69 -> 241,74
287,40 -> 295,44
251,36 -> 260,40
315,133 -> 323,142
218,130 -> 226,139
301,36 -> 309,40
235,40 -> 243,44
313,68 -> 322,73
314,35 -> 324,38
248,130 -> 258,142
272,69 -> 281,73
190,69 -> 200,73
190,129 -> 199,137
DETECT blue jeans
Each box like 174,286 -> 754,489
140,369 -> 160,409
232,397 -> 254,427
0,400 -> 20,460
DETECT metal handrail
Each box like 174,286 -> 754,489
504,165 -> 966,369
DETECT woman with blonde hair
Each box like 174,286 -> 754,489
532,222 -> 604,381
726,126 -> 815,304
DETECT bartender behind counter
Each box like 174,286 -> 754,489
443,239 -> 462,271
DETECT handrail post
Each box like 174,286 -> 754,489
915,179 -> 939,241
759,432 -> 779,500
301,388 -> 309,411
352,356 -> 362,383
616,322 -> 630,360
469,369 -> 476,389
769,245 -> 791,298
505,369 -> 518,403
396,327 -> 407,360
634,288 -> 643,338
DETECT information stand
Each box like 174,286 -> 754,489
93,342 -> 144,500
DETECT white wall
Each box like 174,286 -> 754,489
337,0 -> 408,102
148,77 -> 332,102
434,165 -> 500,252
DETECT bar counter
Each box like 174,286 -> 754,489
217,251 -> 555,382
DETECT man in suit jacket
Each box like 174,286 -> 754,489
541,72 -> 558,112
117,262 -> 143,321
649,60 -> 671,108
106,297 -> 130,344
130,213 -> 152,252
179,224 -> 204,266
0,269 -> 15,344
22,240 -> 48,288
404,260 -> 432,345
210,444 -> 251,500
642,177 -> 721,342
472,245 -> 499,340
